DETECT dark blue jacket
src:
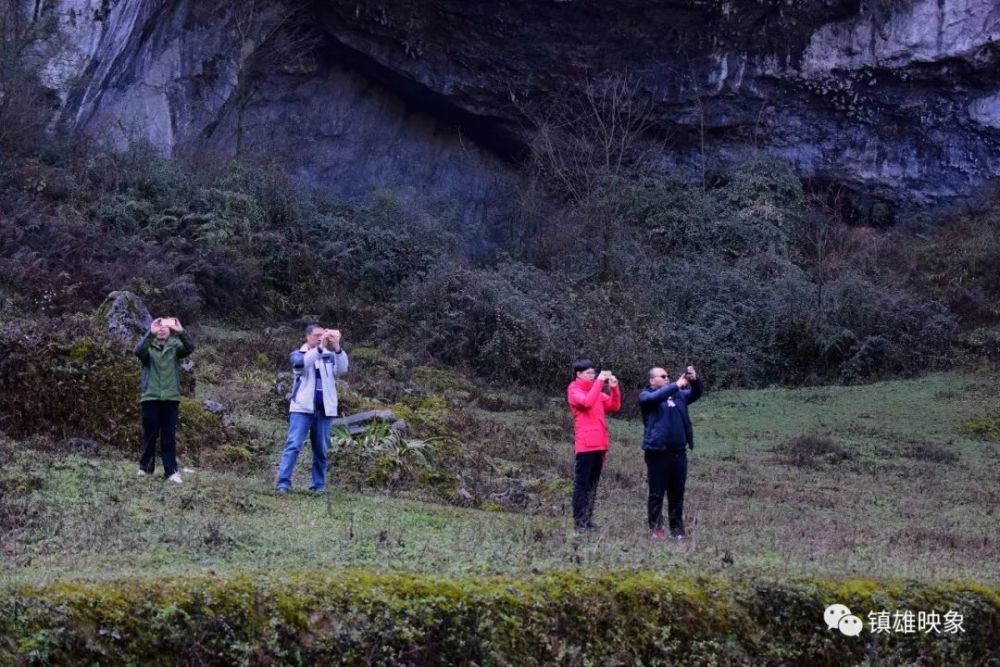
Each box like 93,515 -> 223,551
638,378 -> 704,451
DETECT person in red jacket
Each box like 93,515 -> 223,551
566,358 -> 621,532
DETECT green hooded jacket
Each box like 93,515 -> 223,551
134,331 -> 195,402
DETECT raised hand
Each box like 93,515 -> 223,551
323,328 -> 342,350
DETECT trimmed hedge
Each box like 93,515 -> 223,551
1,572 -> 996,665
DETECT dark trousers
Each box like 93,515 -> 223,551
645,450 -> 687,533
572,451 -> 604,528
140,400 -> 179,477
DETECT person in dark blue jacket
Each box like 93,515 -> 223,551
638,365 -> 703,539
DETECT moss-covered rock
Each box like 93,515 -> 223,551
347,346 -> 407,380
0,320 -> 141,449
393,395 -> 453,437
96,290 -> 152,345
410,366 -> 475,398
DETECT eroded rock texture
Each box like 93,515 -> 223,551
15,0 -> 1000,220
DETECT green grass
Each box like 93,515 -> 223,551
2,367 -> 998,664
610,372 -> 998,460
2,371 -> 998,590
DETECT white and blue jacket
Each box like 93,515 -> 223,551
288,344 -> 349,416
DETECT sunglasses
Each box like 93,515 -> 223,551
656,374 -> 669,379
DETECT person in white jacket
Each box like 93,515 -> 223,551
274,323 -> 349,494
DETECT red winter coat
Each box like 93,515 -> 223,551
567,378 -> 622,454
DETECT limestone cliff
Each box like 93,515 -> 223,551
12,0 -> 1000,221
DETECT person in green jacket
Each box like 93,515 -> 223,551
134,317 -> 195,483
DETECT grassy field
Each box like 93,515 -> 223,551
2,371 -> 997,589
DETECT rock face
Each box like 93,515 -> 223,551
14,0 -> 1000,219
331,409 -> 407,436
23,0 -> 508,230
97,290 -> 152,344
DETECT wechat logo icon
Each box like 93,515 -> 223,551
825,604 -> 864,637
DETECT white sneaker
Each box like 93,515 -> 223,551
167,472 -> 183,484
137,470 -> 148,477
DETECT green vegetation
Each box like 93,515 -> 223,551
2,572 -> 996,665
5,141 -> 995,390
3,30 -> 1000,662
4,360 -> 997,663
3,359 -> 999,666
1,368 -> 997,587
0,315 -> 140,447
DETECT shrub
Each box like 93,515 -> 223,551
0,572 -> 996,665
773,435 -> 852,468
383,261 -> 573,385
329,422 -> 436,491
624,158 -> 802,259
824,277 -> 957,381
0,142 -> 968,391
719,158 -> 805,215
0,317 -> 141,448
0,317 -> 242,464
957,326 -> 1000,361
913,211 -> 1000,327
379,245 -> 956,389
903,442 -> 960,464
959,417 -> 1000,442
1,147 -> 459,322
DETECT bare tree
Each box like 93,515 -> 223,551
795,186 -> 851,311
524,71 -> 661,279
0,1 -> 58,154
531,72 -> 657,205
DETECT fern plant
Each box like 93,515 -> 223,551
329,422 -> 433,489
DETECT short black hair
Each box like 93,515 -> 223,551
572,358 -> 596,374
304,322 -> 321,336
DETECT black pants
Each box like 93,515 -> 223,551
572,451 -> 604,528
140,400 -> 179,477
645,450 -> 688,533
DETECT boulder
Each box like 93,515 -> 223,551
65,437 -> 101,454
202,400 -> 225,414
96,291 -> 152,345
331,410 -> 407,436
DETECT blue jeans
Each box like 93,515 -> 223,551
275,411 -> 333,492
